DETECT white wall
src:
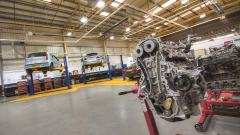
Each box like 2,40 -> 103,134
192,33 -> 240,51
0,38 -> 137,84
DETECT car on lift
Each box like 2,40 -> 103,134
82,53 -> 104,67
25,52 -> 62,74
124,63 -> 141,80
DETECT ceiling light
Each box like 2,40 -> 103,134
155,27 -> 160,30
145,18 -> 152,22
111,2 -> 120,8
162,0 -> 176,8
181,0 -> 188,5
200,13 -> 206,18
96,0 -> 105,8
67,32 -> 72,36
133,21 -> 138,24
151,33 -> 156,36
80,16 -> 88,24
164,22 -> 169,25
220,15 -> 225,20
231,29 -> 236,32
201,4 -> 206,8
193,6 -> 201,11
126,27 -> 131,32
152,7 -> 163,15
100,11 -> 109,16
180,11 -> 192,17
37,0 -> 51,3
110,36 -> 114,40
115,0 -> 124,3
172,17 -> 179,21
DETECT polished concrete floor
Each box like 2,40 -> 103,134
0,85 -> 240,135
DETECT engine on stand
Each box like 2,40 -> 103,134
135,37 -> 206,122
194,43 -> 240,132
197,44 -> 240,91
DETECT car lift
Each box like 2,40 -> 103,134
82,55 -> 127,83
27,39 -> 72,95
119,83 -> 160,135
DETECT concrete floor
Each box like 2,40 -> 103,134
0,85 -> 240,135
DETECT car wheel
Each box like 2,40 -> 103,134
49,63 -> 54,70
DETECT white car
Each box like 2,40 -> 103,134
25,52 -> 62,74
82,53 -> 104,66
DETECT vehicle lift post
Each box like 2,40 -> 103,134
120,55 -> 126,80
63,38 -> 71,89
119,83 -> 160,135
107,55 -> 112,80
27,73 -> 34,95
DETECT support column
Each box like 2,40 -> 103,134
28,73 -> 34,95
0,42 -> 4,96
63,37 -> 71,89
120,55 -> 126,80
107,55 -> 112,80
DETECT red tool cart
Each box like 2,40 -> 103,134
195,90 -> 240,132
33,80 -> 41,92
44,78 -> 53,90
17,81 -> 28,95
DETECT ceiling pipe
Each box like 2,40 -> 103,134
101,17 -> 128,37
126,0 -> 208,37
125,3 -> 188,29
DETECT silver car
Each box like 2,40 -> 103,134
82,53 -> 104,66
25,52 -> 62,74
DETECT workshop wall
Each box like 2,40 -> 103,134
0,39 -> 136,84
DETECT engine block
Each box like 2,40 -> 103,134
198,44 -> 240,90
135,38 -> 205,121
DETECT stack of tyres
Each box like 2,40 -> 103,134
17,81 -> 28,95
44,78 -> 53,90
53,77 -> 62,88
33,80 -> 41,92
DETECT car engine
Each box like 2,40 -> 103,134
135,37 -> 205,121
197,43 -> 240,90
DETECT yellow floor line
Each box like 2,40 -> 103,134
10,78 -> 136,103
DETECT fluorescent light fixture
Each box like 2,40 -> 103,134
162,0 -> 176,8
100,11 -> 109,16
152,7 -> 163,15
151,33 -> 156,36
143,15 -> 148,18
172,17 -> 179,21
133,21 -> 138,24
67,32 -> 72,36
111,2 -> 120,8
200,13 -> 206,18
116,0 -> 124,3
205,1 -> 212,5
80,16 -> 88,23
96,0 -> 105,8
164,22 -> 169,25
145,17 -> 152,22
193,6 -> 201,11
155,26 -> 160,30
37,0 -> 51,3
126,27 -> 131,32
110,36 -> 114,40
181,0 -> 188,4
214,34 -> 235,40
201,4 -> 206,8
180,11 -> 192,17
